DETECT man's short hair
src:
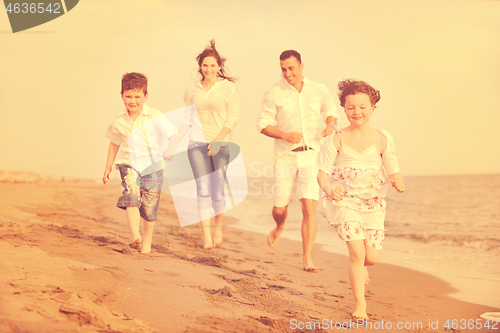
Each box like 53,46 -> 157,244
121,72 -> 148,95
279,50 -> 302,63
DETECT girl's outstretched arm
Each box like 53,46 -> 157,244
379,129 -> 404,192
388,172 -> 405,192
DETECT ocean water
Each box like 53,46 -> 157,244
226,174 -> 500,308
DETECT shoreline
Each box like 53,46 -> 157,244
239,174 -> 500,309
0,182 -> 498,332
229,218 -> 500,310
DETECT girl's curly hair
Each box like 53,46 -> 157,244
338,79 -> 380,107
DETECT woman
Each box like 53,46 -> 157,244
177,40 -> 239,249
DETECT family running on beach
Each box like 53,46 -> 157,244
102,40 -> 406,321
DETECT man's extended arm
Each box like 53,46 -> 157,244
261,125 -> 303,144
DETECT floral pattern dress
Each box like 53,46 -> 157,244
317,129 -> 400,249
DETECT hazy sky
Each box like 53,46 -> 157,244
1,0 -> 499,179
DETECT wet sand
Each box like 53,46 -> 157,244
0,182 -> 497,332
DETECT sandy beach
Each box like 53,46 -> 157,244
0,181 -> 498,333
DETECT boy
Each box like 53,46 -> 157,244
103,72 -> 177,253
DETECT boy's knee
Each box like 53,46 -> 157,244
140,207 -> 158,222
117,193 -> 141,210
139,189 -> 161,222
365,257 -> 379,266
142,189 -> 161,207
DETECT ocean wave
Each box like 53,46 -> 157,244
389,233 -> 500,251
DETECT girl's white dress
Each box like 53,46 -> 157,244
317,129 -> 400,249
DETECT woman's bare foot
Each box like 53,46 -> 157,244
364,267 -> 369,285
352,300 -> 369,321
267,223 -> 286,248
203,234 -> 213,249
303,258 -> 319,272
213,228 -> 222,248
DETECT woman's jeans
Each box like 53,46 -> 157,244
187,141 -> 230,215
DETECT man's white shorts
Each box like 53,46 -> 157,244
273,149 -> 320,207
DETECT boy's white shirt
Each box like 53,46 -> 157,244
105,104 -> 176,172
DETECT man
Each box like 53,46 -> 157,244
256,50 -> 338,272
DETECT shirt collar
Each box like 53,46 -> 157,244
139,104 -> 152,116
123,104 -> 151,118
196,78 -> 225,89
282,77 -> 309,92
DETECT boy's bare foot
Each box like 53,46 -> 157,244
352,301 -> 369,321
141,221 -> 155,254
141,240 -> 152,254
365,267 -> 369,285
129,239 -> 141,250
267,223 -> 286,248
213,228 -> 222,248
303,258 -> 319,272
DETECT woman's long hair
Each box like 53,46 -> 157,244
196,40 -> 236,82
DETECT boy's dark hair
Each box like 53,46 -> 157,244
338,79 -> 381,107
121,72 -> 148,95
280,50 -> 302,63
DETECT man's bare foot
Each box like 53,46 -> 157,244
352,301 -> 369,320
267,223 -> 286,248
213,228 -> 222,248
303,258 -> 319,272
365,267 -> 369,285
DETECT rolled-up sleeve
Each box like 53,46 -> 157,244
381,129 -> 400,175
182,104 -> 196,125
183,86 -> 192,106
321,86 -> 339,124
256,90 -> 277,133
223,86 -> 239,130
317,133 -> 338,174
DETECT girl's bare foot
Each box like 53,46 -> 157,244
352,300 -> 369,320
213,228 -> 222,248
364,267 -> 369,285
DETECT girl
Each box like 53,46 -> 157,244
175,40 -> 239,249
317,79 -> 405,320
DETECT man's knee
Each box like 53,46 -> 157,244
273,205 -> 288,217
300,198 -> 317,218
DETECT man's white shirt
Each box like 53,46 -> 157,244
257,77 -> 339,155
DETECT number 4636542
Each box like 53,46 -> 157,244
444,319 -> 499,330
5,3 -> 62,14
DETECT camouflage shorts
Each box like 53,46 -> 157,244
116,164 -> 163,222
